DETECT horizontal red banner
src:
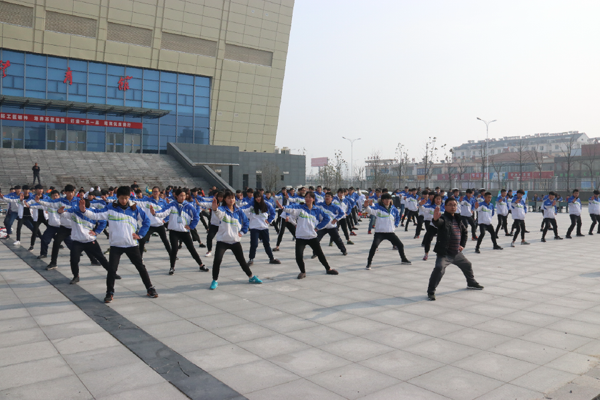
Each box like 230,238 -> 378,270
0,112 -> 143,129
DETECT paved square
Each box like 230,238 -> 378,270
3,210 -> 600,399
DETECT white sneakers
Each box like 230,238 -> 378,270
13,240 -> 20,246
205,251 -> 212,257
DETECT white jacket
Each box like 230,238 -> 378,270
84,203 -> 151,248
283,204 -> 330,240
213,206 -> 249,244
510,198 -> 527,220
363,204 -> 401,233
477,202 -> 495,225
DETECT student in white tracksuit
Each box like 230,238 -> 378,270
495,189 -> 510,237
565,189 -> 584,238
474,192 -> 503,253
241,192 -> 280,265
588,190 -> 600,235
208,192 -> 263,290
510,190 -> 530,247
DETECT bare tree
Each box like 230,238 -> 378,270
368,150 -> 393,189
261,161 -> 281,192
422,137 -> 439,188
531,149 -> 547,191
443,148 -> 456,190
394,143 -> 410,190
354,165 -> 366,189
455,156 -> 469,190
479,141 -> 487,188
515,138 -> 530,189
489,154 -> 505,190
561,134 -> 579,191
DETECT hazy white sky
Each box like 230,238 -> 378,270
275,0 -> 600,173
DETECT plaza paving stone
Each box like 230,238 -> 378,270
3,210 -> 600,399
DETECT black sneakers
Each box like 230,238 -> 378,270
147,287 -> 158,298
475,248 -> 481,253
104,293 -> 113,303
37,254 -> 47,259
199,243 -> 206,248
467,282 -> 484,290
297,272 -> 306,279
428,293 -> 436,301
401,259 -> 412,265
269,259 -> 281,264
248,260 -> 254,266
493,245 -> 503,250
46,263 -> 57,270
326,269 -> 339,275
70,276 -> 80,285
199,265 -> 209,272
115,274 -> 121,279
311,254 -> 318,259
28,246 -> 34,251
169,267 -> 174,275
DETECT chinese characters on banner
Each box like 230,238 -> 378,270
0,60 -> 10,78
63,67 -> 73,85
0,112 -> 143,129
118,76 -> 132,91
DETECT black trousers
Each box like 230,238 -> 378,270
542,218 -> 558,238
316,228 -> 346,254
189,227 -> 203,244
461,216 -> 477,237
199,210 -> 210,230
512,219 -> 526,241
276,221 -> 296,247
367,232 -> 408,264
31,210 -> 48,247
212,241 -> 252,280
107,246 -> 152,294
169,230 -> 203,269
423,222 -> 438,253
338,218 -> 350,241
590,214 -> 600,234
139,225 -> 172,256
249,229 -> 274,260
495,214 -> 508,236
295,238 -> 331,273
566,214 -> 582,236
404,210 -> 418,230
352,207 -> 359,224
16,216 -> 35,241
415,215 -> 425,237
33,174 -> 41,185
206,224 -> 220,252
50,226 -> 74,264
71,240 -> 110,277
476,224 -> 498,249
427,252 -> 476,294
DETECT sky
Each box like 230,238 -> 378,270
275,0 -> 600,175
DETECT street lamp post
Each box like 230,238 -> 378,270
342,136 -> 361,187
476,117 -> 496,189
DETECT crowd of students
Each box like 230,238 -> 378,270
0,182 -> 593,303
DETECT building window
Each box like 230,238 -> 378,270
243,174 -> 249,189
540,146 -> 544,150
281,175 -> 284,181
256,174 -> 262,189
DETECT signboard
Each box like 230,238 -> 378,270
0,112 -> 143,129
507,171 -> 554,180
311,157 -> 328,167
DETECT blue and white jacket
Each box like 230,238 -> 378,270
38,197 -> 81,228
510,197 -> 527,220
332,195 -> 351,217
136,196 -> 169,227
478,201 -> 495,225
241,202 -> 276,230
567,196 -> 582,216
3,192 -> 35,218
496,195 -> 509,216
542,198 -> 557,219
154,200 -> 199,232
363,203 -> 401,233
460,196 -> 477,216
62,207 -> 107,243
84,202 -> 151,248
589,196 -> 600,215
423,203 -> 445,223
283,204 -> 330,240
316,201 -> 345,229
405,194 -> 419,211
213,205 -> 249,244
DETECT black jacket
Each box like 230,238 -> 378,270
432,211 -> 467,256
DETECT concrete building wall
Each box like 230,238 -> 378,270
0,0 -> 293,152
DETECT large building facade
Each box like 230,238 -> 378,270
0,0 -> 294,154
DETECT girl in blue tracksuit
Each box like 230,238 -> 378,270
422,194 -> 445,260
363,193 -> 411,269
197,192 -> 224,256
152,188 -> 207,275
208,191 -> 263,290
280,191 -> 337,279
241,192 -> 280,265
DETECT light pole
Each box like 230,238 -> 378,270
342,136 -> 361,187
476,117 -> 496,189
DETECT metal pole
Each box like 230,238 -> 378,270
342,137 -> 361,187
477,118 -> 496,189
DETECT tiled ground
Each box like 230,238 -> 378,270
3,210 -> 600,399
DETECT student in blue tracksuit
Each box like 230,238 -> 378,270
368,189 -> 382,234
541,191 -> 563,242
510,189 -> 530,247
474,192 -> 502,253
403,189 -> 420,231
208,191 -> 263,290
152,188 -> 207,275
313,192 -> 347,257
565,189 -> 584,238
495,189 -> 510,237
363,193 -> 411,269
1,185 -> 35,246
241,192 -> 280,265
459,189 -> 478,240
588,190 -> 600,235
280,192 -> 338,279
137,186 -> 173,258
81,186 -> 157,303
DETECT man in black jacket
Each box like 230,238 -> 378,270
427,197 -> 483,301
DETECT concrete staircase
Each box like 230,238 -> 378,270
0,149 -> 211,192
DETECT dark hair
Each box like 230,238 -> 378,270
116,186 -> 130,197
501,189 -> 507,193
433,194 -> 442,202
573,189 -> 579,193
484,192 -> 492,196
222,190 -> 235,206
152,186 -> 160,191
64,184 -> 75,192
50,190 -> 59,197
253,192 -> 267,214
517,189 -> 525,194
215,191 -> 224,201
466,189 -> 473,194
304,191 -> 315,200
337,188 -> 344,194
422,190 -> 429,196
549,191 -> 556,196
134,188 -> 142,194
445,197 -> 457,205
594,190 -> 600,195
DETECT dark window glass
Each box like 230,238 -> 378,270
24,122 -> 45,149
